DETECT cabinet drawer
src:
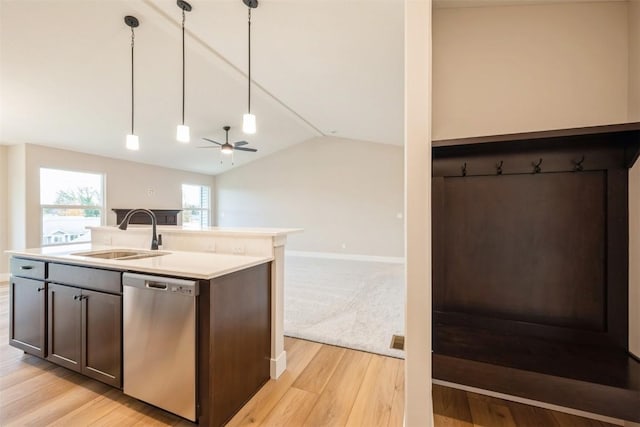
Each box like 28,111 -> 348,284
48,263 -> 121,295
11,258 -> 46,280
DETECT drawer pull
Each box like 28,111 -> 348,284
37,287 -> 45,292
20,266 -> 34,270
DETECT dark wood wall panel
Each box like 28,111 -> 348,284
440,171 -> 606,330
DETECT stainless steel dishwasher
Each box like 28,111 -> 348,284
122,273 -> 199,421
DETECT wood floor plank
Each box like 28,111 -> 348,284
261,387 -> 318,427
226,338 -> 322,427
346,354 -> 401,427
0,365 -> 81,417
303,349 -> 372,427
507,400 -> 561,427
0,354 -> 57,390
388,360 -> 405,427
292,344 -> 346,395
4,377 -> 110,426
49,388 -> 134,426
433,384 -> 474,427
550,410 -> 618,427
466,392 -> 517,427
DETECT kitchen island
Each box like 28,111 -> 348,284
7,244 -> 275,426
90,225 -> 301,379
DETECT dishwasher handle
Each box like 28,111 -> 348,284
123,272 -> 199,297
146,281 -> 168,290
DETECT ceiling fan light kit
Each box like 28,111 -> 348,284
176,0 -> 192,143
242,0 -> 258,135
124,15 -> 140,151
201,126 -> 258,160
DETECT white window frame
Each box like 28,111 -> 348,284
40,168 -> 106,247
182,184 -> 211,228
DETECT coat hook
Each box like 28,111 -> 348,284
461,162 -> 467,177
532,158 -> 543,174
496,160 -> 504,175
573,155 -> 585,172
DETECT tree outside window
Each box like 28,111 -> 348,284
40,168 -> 104,246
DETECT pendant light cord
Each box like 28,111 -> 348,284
181,9 -> 186,125
130,26 -> 135,135
247,7 -> 251,115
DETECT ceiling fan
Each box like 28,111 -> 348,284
200,126 -> 258,154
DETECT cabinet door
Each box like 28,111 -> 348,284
47,284 -> 82,372
10,277 -> 46,357
82,289 -> 122,387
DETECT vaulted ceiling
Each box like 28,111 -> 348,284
0,0 -> 404,175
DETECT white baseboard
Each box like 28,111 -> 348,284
270,350 -> 287,380
285,250 -> 405,264
0,273 -> 9,282
432,379 -> 626,426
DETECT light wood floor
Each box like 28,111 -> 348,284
0,282 -> 616,426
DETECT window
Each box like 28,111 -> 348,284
182,184 -> 210,228
40,168 -> 104,246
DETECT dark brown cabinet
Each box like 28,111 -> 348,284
10,277 -> 46,357
48,284 -> 122,388
9,257 -> 47,358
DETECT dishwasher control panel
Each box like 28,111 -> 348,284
170,284 -> 195,296
123,273 -> 199,297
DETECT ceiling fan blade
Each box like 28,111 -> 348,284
202,137 -> 223,146
234,147 -> 258,152
233,141 -> 249,147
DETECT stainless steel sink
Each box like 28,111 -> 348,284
72,249 -> 169,261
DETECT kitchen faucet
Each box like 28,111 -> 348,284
118,209 -> 159,250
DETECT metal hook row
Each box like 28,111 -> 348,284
459,156 -> 586,177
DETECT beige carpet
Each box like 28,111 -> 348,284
284,255 -> 405,358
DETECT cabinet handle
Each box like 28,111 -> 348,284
37,287 -> 45,292
20,266 -> 34,270
73,295 -> 80,300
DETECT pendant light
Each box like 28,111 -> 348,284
176,0 -> 192,143
242,0 -> 258,134
124,16 -> 140,150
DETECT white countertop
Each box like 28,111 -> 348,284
6,244 -> 272,280
88,226 -> 303,237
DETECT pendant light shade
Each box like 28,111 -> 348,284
176,124 -> 190,142
176,0 -> 192,143
242,0 -> 258,134
242,113 -> 256,134
124,15 -> 140,151
126,134 -> 140,151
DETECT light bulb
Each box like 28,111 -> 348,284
126,134 -> 139,151
242,113 -> 256,134
176,124 -> 190,143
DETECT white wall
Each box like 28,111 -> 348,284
215,137 -> 404,258
628,0 -> 640,359
7,144 -> 26,257
432,1 -> 629,140
0,146 -> 8,276
405,0 -> 432,425
8,143 -> 215,252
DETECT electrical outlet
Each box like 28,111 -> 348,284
232,244 -> 245,255
341,243 -> 347,249
147,187 -> 155,196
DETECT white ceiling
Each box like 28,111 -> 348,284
433,0 -> 626,7
0,0 -> 405,175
